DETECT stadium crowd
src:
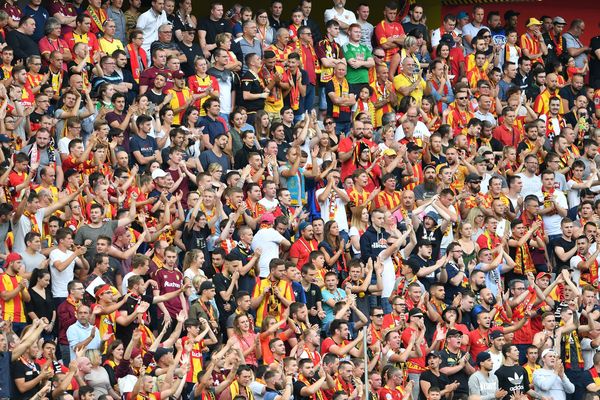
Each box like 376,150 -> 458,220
0,0 -> 599,399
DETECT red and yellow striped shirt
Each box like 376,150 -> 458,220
0,273 -> 27,323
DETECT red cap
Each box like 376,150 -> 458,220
6,253 -> 21,265
172,70 -> 185,79
536,272 -> 551,280
131,348 -> 141,360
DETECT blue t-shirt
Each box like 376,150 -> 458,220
129,134 -> 158,161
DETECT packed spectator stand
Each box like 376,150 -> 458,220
0,0 -> 599,399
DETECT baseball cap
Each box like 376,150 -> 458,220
504,10 -> 520,20
383,148 -> 397,157
298,221 -> 310,232
553,16 -> 566,25
151,168 -> 168,180
418,238 -> 433,247
260,213 -> 275,224
446,328 -> 462,338
476,351 -> 491,365
456,11 -> 469,20
407,142 -> 422,152
536,272 -> 552,280
426,351 -> 441,361
526,18 -> 543,27
199,280 -> 215,293
473,155 -> 486,164
465,173 -> 482,183
172,70 -> 185,79
541,348 -> 557,359
489,330 -> 504,340
6,252 -> 21,265
408,308 -> 424,318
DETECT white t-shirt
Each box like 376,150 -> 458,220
251,227 -> 286,278
324,8 -> 356,46
315,187 -> 349,231
541,190 -> 568,236
49,248 -> 76,298
12,208 -> 46,254
566,179 -> 583,209
258,197 -> 279,211
570,252 -> 600,290
517,173 -> 543,200
57,137 -> 71,155
394,121 -> 431,142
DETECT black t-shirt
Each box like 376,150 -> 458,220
117,293 -> 153,343
293,378 -> 312,400
212,272 -> 236,322
590,35 -> 600,87
439,349 -> 470,395
495,364 -> 530,400
240,70 -> 266,113
145,89 -> 166,107
414,225 -> 444,261
181,225 -> 210,260
303,282 -> 323,325
418,370 -> 450,400
198,18 -> 231,46
11,358 -> 41,400
550,236 -> 575,273
178,42 -> 204,77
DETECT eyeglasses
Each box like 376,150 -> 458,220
457,96 -> 468,100
394,303 -> 406,306
483,35 -> 491,38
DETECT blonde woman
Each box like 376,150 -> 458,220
183,249 -> 206,302
214,32 -> 242,72
465,208 -> 485,241
456,221 -> 479,268
85,349 -> 120,399
349,206 -> 369,258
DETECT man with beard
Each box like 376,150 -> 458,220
439,328 -> 474,397
469,311 -> 527,361
517,123 -> 547,166
559,74 -> 585,111
407,240 -> 448,291
517,156 -> 543,199
413,165 -> 437,205
199,131 -> 231,174
437,146 -> 469,193
422,133 -> 447,168
294,358 -> 332,400
569,235 -> 600,290
264,370 -> 293,400
21,128 -> 63,185
534,72 -> 564,115
459,173 -> 483,219
525,68 -> 546,101
444,242 -> 470,304
290,222 -> 319,269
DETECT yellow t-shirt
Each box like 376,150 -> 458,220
393,73 -> 426,106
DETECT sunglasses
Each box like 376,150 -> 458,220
325,121 -> 335,125
373,314 -> 384,317
457,96 -> 468,100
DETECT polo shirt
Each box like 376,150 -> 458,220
23,4 -> 48,42
393,73 -> 426,105
240,70 -> 265,113
66,321 -> 101,361
343,42 -> 372,84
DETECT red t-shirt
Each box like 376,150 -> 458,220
289,238 -> 319,269
400,326 -> 427,373
321,337 -> 348,355
468,327 -> 503,360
